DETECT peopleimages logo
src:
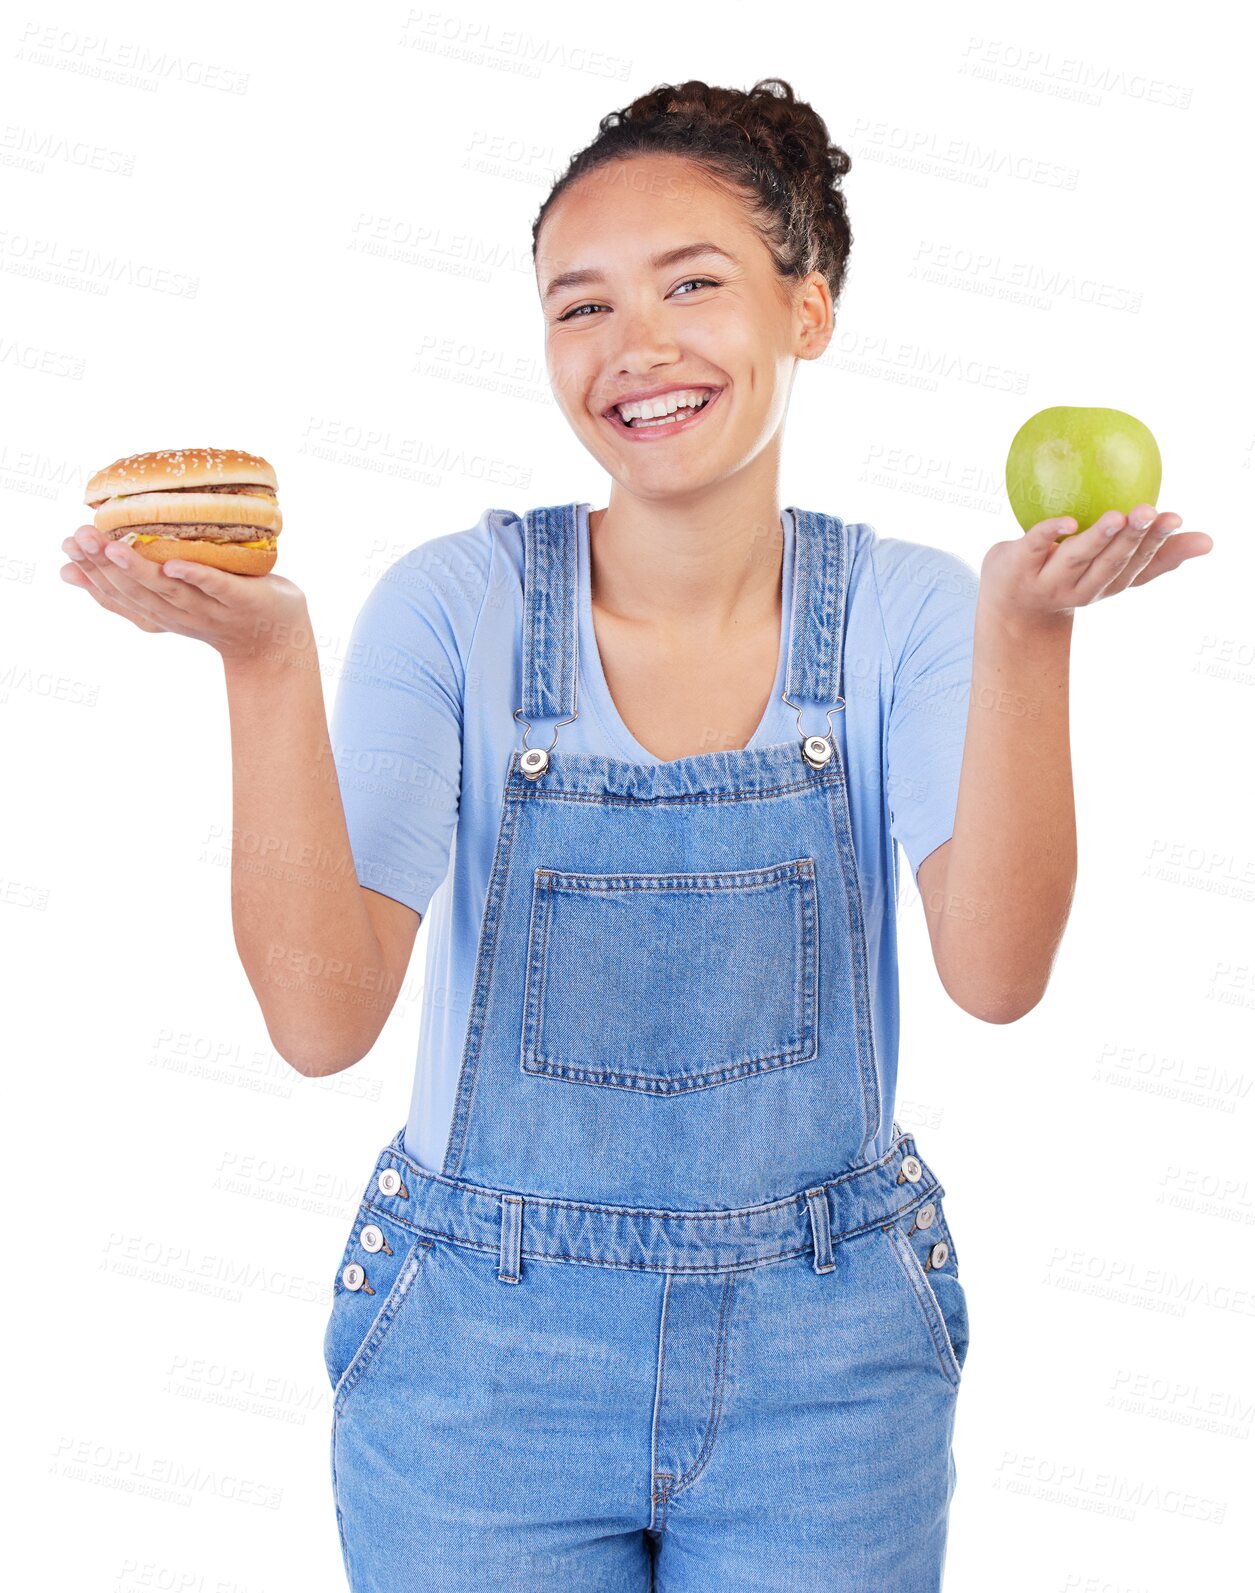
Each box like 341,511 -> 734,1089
1043,1246 -> 1255,1318
0,230 -> 198,298
1,121 -> 136,176
15,23 -> 249,95
994,1452 -> 1226,1525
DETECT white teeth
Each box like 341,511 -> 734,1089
616,388 -> 714,424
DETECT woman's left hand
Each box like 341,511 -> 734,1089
979,504 -> 1213,628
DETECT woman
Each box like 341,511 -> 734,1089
62,77 -> 1209,1593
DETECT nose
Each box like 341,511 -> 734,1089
605,300 -> 686,381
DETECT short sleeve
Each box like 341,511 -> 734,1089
328,526 -> 493,919
872,536 -> 980,886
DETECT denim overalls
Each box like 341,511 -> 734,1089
323,504 -> 971,1591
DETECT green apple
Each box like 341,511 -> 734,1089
1005,406 -> 1161,536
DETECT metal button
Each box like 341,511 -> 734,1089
377,1168 -> 403,1197
916,1202 -> 936,1229
341,1262 -> 367,1291
360,1223 -> 387,1254
520,747 -> 549,780
900,1155 -> 923,1183
801,735 -> 833,769
928,1240 -> 949,1269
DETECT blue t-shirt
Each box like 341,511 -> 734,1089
329,503 -> 979,1173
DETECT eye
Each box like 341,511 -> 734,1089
556,277 -> 721,323
673,276 -> 720,297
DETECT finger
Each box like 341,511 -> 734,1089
1129,529 -> 1212,586
73,526 -> 108,558
63,543 -> 135,603
1042,508 -> 1128,581
88,544 -> 183,617
70,529 -> 138,597
100,539 -> 194,596
156,558 -> 233,606
67,556 -> 158,618
100,541 -> 213,605
72,527 -> 136,585
1024,518 -> 1080,570
71,536 -> 190,626
1124,502 -> 1159,530
1087,511 -> 1179,596
93,540 -> 216,620
60,556 -> 166,630
1072,507 -> 1151,580
72,526 -> 172,592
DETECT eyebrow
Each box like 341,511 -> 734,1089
542,242 -> 739,303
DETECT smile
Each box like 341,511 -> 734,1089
603,386 -> 724,441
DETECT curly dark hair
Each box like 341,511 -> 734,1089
532,77 -> 854,311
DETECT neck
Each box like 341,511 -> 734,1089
588,467 -> 784,640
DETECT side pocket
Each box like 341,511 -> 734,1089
881,1203 -> 969,1389
323,1204 -> 434,1412
928,1205 -> 969,1376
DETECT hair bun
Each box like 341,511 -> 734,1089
779,130 -> 810,171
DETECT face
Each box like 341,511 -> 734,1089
535,152 -> 833,501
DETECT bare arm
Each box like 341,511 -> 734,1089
224,639 -> 421,1075
918,503 -> 1207,1023
916,602 -> 1076,1024
59,522 -> 420,1075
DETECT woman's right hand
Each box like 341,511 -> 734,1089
60,525 -> 312,666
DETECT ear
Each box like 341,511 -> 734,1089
794,270 -> 835,362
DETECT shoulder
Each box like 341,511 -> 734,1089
849,522 -> 979,671
857,523 -> 979,606
349,507 -> 524,642
369,508 -> 503,606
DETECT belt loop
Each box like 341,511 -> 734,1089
805,1187 -> 836,1275
498,1194 -> 523,1284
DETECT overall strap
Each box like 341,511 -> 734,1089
519,503 -> 580,724
516,503 -> 850,754
784,508 -> 850,711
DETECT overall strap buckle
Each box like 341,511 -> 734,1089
512,707 -> 577,780
782,694 -> 846,769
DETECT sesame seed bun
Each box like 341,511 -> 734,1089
116,535 -> 279,577
84,447 -> 277,507
94,491 -> 283,535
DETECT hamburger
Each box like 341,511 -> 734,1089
84,447 -> 282,576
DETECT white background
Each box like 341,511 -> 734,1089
3,0 -> 1252,1587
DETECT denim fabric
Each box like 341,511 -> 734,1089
323,504 -> 970,1589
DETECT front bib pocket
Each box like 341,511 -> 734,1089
520,857 -> 819,1095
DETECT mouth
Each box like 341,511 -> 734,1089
602,386 -> 724,440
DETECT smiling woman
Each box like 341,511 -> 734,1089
321,78 -> 992,1593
